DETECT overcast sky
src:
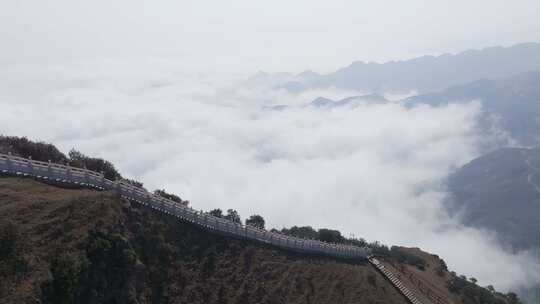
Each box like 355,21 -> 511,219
1,0 -> 540,72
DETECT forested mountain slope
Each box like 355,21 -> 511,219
447,147 -> 540,250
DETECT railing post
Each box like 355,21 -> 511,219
158,198 -> 164,211
83,168 -> 89,185
27,156 -> 34,175
47,160 -> 52,179
6,152 -> 12,173
115,180 -> 120,193
66,163 -> 71,181
147,193 -> 152,207
96,171 -> 103,189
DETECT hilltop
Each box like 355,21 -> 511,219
0,177 -> 405,304
0,177 -> 520,304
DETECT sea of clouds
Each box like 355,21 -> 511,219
1,58 -> 539,292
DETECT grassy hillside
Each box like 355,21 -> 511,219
0,136 -> 522,304
0,177 -> 522,304
0,177 -> 408,304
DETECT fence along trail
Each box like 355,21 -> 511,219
0,152 -> 369,260
2,152 -> 440,303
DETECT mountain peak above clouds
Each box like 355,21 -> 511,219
309,94 -> 389,108
277,42 -> 540,94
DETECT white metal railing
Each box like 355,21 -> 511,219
0,152 -> 369,259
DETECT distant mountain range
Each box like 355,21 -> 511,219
387,55 -> 540,304
405,70 -> 540,147
310,94 -> 388,108
403,70 -> 540,247
263,94 -> 389,111
260,45 -> 540,251
273,43 -> 540,94
299,70 -> 540,147
258,43 -> 540,303
302,69 -> 540,252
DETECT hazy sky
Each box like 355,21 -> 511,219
1,0 -> 540,72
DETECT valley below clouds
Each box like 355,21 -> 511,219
1,59 -> 539,292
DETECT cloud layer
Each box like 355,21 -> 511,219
1,59 -> 539,291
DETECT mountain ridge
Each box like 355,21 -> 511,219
276,42 -> 540,94
0,176 -> 520,304
0,136 -> 523,304
404,70 -> 540,147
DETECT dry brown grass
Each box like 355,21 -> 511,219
0,177 -> 410,304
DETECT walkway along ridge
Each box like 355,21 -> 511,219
1,152 -> 440,304
0,152 -> 369,259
